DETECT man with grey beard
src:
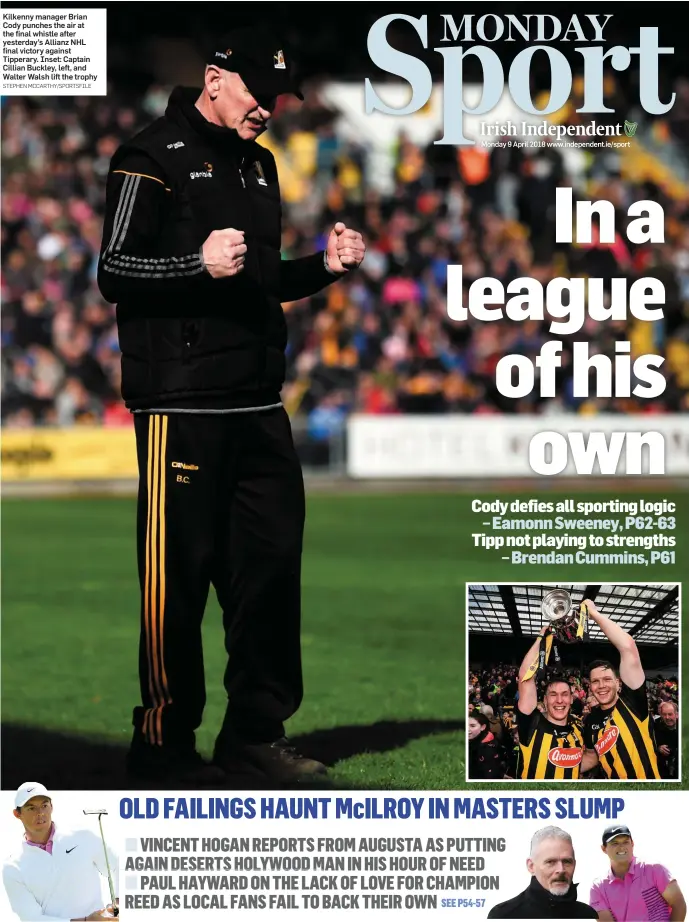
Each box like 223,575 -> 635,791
654,701 -> 679,779
488,827 -> 597,918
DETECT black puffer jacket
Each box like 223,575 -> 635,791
98,86 -> 335,410
487,877 -> 598,919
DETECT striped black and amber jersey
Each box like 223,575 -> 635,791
501,705 -> 516,734
516,708 -> 584,779
584,681 -> 660,780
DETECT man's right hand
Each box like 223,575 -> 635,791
77,909 -> 117,921
201,228 -> 246,278
583,599 -> 605,623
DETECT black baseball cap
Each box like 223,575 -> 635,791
206,27 -> 303,101
602,825 -> 632,845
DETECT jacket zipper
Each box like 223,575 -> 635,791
182,321 -> 196,364
237,153 -> 269,386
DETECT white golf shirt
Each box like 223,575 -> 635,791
2,825 -> 118,921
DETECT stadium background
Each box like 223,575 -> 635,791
468,583 -> 680,780
1,5 -> 687,789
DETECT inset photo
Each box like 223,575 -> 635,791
467,583 -> 680,783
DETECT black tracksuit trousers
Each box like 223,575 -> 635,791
131,407 -> 305,754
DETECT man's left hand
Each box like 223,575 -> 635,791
326,222 -> 365,274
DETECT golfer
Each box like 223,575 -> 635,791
487,826 -> 597,918
97,27 -> 365,786
590,824 -> 686,921
2,783 -> 118,922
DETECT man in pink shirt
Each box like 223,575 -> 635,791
589,825 -> 686,921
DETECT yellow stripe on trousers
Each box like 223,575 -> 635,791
143,416 -> 171,745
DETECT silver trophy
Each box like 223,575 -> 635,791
542,589 -> 587,644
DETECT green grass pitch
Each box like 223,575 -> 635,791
2,489 -> 686,789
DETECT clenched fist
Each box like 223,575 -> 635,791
201,228 -> 247,278
326,222 -> 365,275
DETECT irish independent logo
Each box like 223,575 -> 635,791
624,120 -> 638,137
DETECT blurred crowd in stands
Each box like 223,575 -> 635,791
468,664 -> 680,779
2,71 -> 689,438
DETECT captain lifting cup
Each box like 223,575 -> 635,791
522,590 -> 588,683
365,15 -> 674,146
541,590 -> 588,646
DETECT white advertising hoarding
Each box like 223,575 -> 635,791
346,414 -> 689,478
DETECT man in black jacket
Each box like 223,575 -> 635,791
98,27 -> 365,786
654,700 -> 679,779
487,827 -> 597,919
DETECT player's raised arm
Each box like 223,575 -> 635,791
584,600 -> 645,690
517,625 -> 549,715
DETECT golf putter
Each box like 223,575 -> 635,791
83,809 -> 118,917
